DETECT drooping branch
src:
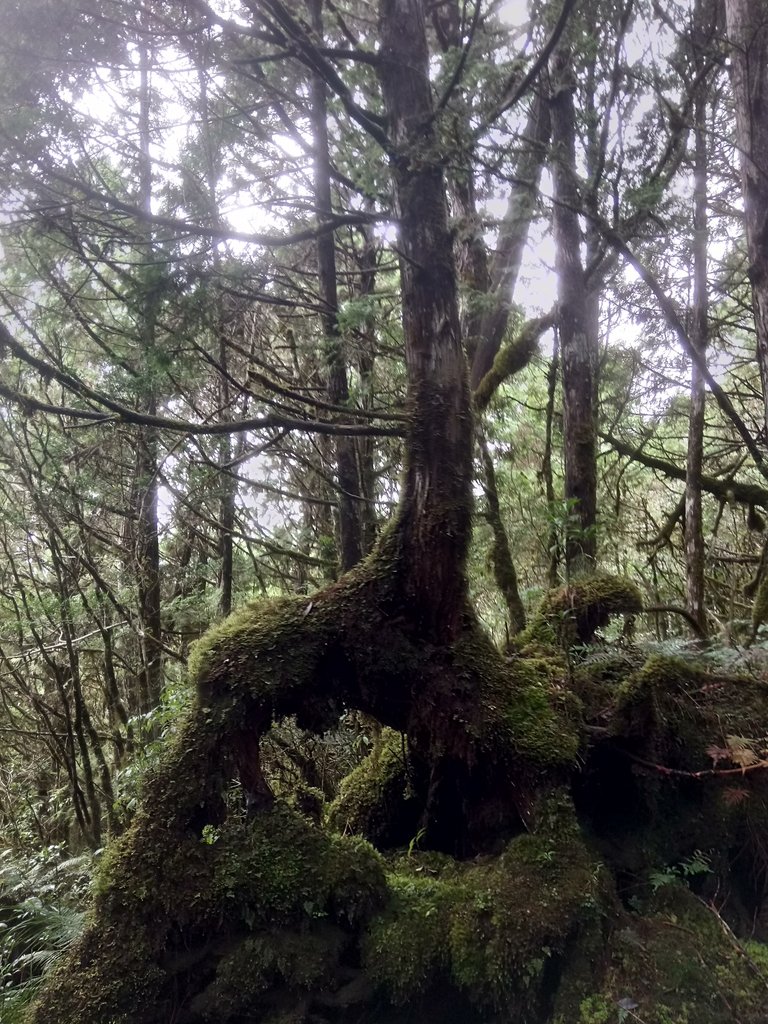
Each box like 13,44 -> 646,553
595,221 -> 768,479
0,323 -> 405,438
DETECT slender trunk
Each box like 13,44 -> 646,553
134,35 -> 162,711
725,0 -> 768,439
685,89 -> 709,636
379,0 -> 472,640
543,332 -> 561,586
309,0 -> 363,572
550,50 -> 598,574
198,40 -> 238,616
478,430 -> 526,635
469,95 -> 552,387
355,217 -> 380,556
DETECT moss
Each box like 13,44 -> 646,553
365,791 -> 611,1016
327,729 -> 420,846
451,625 -> 580,771
575,652 -> 768,935
571,650 -> 644,720
556,885 -> 768,1024
473,313 -> 554,412
189,924 -> 347,1020
28,803 -> 387,1024
519,574 -> 643,648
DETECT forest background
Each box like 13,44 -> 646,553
1,0 -> 768,1020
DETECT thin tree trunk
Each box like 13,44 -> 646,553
198,45 -> 238,617
134,34 -> 162,712
469,94 -> 551,387
355,216 -> 380,556
685,86 -> 709,636
478,430 -> 526,635
725,0 -> 768,439
543,331 -> 561,586
550,50 -> 598,575
309,0 -> 363,572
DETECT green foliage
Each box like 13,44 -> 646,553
649,851 -> 712,893
0,848 -> 90,1020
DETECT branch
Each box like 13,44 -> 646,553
477,0 -> 578,131
617,747 -> 768,780
473,313 -> 555,411
0,380 -> 405,438
0,320 -> 405,437
600,429 -> 768,509
643,603 -> 706,638
254,0 -> 389,148
41,169 -> 378,248
595,223 -> 768,480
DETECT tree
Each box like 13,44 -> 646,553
0,1 -> 766,1022
725,0 -> 768,438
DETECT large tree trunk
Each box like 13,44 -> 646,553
379,0 -> 473,640
725,0 -> 768,439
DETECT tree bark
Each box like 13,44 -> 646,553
310,0 -> 364,573
725,0 -> 768,439
379,0 -> 473,640
550,50 -> 598,575
685,74 -> 710,637
134,32 -> 163,712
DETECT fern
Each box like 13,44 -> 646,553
0,847 -> 90,1015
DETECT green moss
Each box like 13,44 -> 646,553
519,574 -> 643,648
327,729 -> 419,846
190,924 -> 347,1020
28,803 -> 387,1024
451,625 -> 580,771
557,885 -> 768,1024
365,792 -> 610,1015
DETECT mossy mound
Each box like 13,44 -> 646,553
26,553 -> 768,1024
364,792 -> 612,1019
552,885 -> 768,1024
519,574 -> 643,647
574,653 -> 768,933
27,802 -> 388,1024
